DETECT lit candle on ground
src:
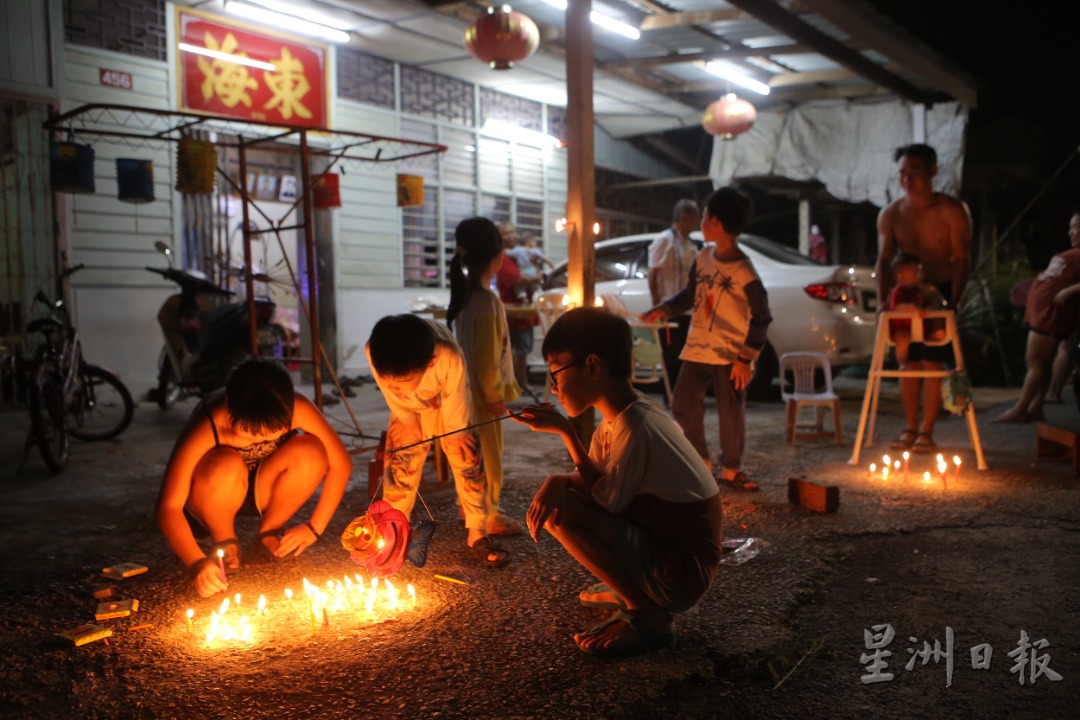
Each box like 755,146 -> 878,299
882,465 -> 889,481
938,461 -> 948,490
903,451 -> 910,482
935,453 -> 944,467
868,463 -> 876,478
883,455 -> 891,470
922,471 -> 931,484
310,601 -> 316,637
234,592 -> 241,607
186,608 -> 194,634
216,548 -> 226,582
258,595 -> 267,616
407,584 -> 416,606
953,456 -> 962,483
322,606 -> 329,627
285,588 -> 293,603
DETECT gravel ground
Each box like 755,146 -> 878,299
1,376 -> 1078,719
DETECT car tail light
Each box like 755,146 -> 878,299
804,282 -> 856,305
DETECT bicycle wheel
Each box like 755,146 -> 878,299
67,364 -> 135,441
29,371 -> 69,472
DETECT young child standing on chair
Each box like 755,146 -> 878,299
641,187 -> 772,492
366,314 -> 510,567
512,307 -> 722,657
886,252 -> 947,451
446,216 -> 523,537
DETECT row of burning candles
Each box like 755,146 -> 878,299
186,571 -> 417,645
867,451 -> 962,489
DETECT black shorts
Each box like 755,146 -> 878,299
184,464 -> 261,539
907,342 -> 953,364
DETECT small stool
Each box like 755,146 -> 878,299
1036,422 -> 1080,474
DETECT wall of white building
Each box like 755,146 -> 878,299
3,0 -> 680,393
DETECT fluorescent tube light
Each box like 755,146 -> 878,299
225,1 -> 351,44
703,61 -> 771,96
178,42 -> 277,71
482,119 -> 563,149
538,0 -> 641,40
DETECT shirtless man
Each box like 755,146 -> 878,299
876,143 -> 972,453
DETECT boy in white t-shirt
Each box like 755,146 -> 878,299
512,307 -> 723,658
642,187 -> 773,492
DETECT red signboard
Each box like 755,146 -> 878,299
99,68 -> 133,90
177,7 -> 328,128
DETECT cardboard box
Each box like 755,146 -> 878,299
95,598 -> 139,621
101,563 -> 148,580
57,623 -> 113,647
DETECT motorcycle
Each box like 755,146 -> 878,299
147,241 -> 277,408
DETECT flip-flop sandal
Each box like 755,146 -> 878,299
912,432 -> 937,453
718,471 -> 759,492
579,583 -> 627,611
575,610 -> 676,658
890,429 -> 917,450
468,535 -> 509,568
211,537 -> 241,570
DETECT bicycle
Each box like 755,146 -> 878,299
23,264 -> 135,471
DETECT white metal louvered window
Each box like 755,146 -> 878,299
399,116 -> 559,288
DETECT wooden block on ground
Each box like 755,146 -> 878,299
1036,422 -> 1080,474
788,477 -> 840,513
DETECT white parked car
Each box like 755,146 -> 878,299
536,232 -> 878,397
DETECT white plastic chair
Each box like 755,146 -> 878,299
848,310 -> 986,470
780,352 -> 842,445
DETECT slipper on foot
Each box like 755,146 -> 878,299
575,610 -> 676,658
579,583 -> 627,611
890,429 -> 917,450
468,535 -> 509,568
717,471 -> 759,492
912,432 -> 937,453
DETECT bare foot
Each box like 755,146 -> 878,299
574,610 -> 675,657
993,410 -> 1033,424
486,513 -> 524,536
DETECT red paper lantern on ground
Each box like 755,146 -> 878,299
702,93 -> 758,140
464,5 -> 540,70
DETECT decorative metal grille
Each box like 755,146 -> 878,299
336,47 -> 395,110
547,106 -> 568,144
400,66 -> 474,126
63,0 -> 166,61
480,88 -> 542,132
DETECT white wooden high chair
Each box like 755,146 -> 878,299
848,310 -> 987,470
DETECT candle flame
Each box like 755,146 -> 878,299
186,608 -> 194,620
219,598 -> 230,615
869,463 -> 876,472
234,592 -> 241,606
285,588 -> 293,600
902,451 -> 910,461
953,456 -> 961,465
936,453 -> 944,464
923,471 -> 931,482
883,454 -> 891,466
217,548 -> 224,559
258,595 -> 267,614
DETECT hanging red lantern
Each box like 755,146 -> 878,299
702,93 -> 758,140
464,5 -> 540,70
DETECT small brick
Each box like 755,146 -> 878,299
788,477 -> 840,513
93,584 -> 114,600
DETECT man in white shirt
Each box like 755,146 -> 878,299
648,199 -> 700,397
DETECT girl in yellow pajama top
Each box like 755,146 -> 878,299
446,216 -> 523,537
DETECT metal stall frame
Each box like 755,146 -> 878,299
43,103 -> 446,433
